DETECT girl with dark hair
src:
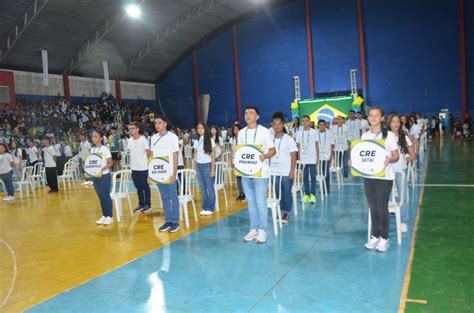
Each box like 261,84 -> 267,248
355,106 -> 399,252
291,117 -> 303,141
386,114 -> 416,233
0,143 -> 15,201
10,141 -> 22,180
210,126 -> 224,161
90,130 -> 114,225
230,123 -> 245,201
193,122 -> 216,216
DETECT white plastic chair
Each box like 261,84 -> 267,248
214,161 -> 228,212
316,160 -> 328,200
407,160 -> 417,188
291,161 -> 305,216
184,145 -> 193,161
14,166 -> 36,198
58,160 -> 76,191
150,184 -> 163,209
268,174 -> 283,236
329,150 -> 344,188
177,169 -> 198,228
120,152 -> 130,170
31,162 -> 44,188
110,170 -> 132,222
222,151 -> 233,187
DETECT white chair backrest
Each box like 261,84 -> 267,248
268,174 -> 283,201
333,150 -> 344,169
111,170 -> 132,195
224,142 -> 231,153
22,166 -> 34,183
392,170 -> 406,205
294,161 -> 304,188
22,160 -> 27,169
184,145 -> 193,159
177,169 -> 195,197
317,160 -> 328,177
34,162 -> 43,175
214,162 -> 225,186
222,151 -> 231,165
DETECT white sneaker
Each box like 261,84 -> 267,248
199,210 -> 206,215
376,238 -> 389,252
401,223 -> 408,233
3,196 -> 13,201
202,210 -> 213,216
102,217 -> 114,225
256,230 -> 267,244
96,216 -> 106,225
243,229 -> 258,242
82,181 -> 89,185
364,236 -> 380,250
87,181 -> 94,186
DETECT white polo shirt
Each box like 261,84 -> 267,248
358,118 -> 370,133
213,136 -> 224,159
361,130 -> 398,180
90,145 -> 112,175
296,128 -> 318,165
28,146 -> 38,163
346,119 -> 360,141
291,125 -> 304,141
79,140 -> 92,159
392,135 -> 413,172
193,137 -> 216,164
270,133 -> 298,176
317,130 -> 335,160
128,136 -> 149,171
0,153 -> 13,174
43,146 -> 57,168
237,125 -> 274,179
332,125 -> 350,151
150,131 -> 179,169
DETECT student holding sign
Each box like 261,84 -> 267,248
296,115 -> 319,204
317,119 -> 335,194
237,106 -> 275,244
271,112 -> 297,224
128,122 -> 152,214
150,116 -> 181,233
87,130 -> 114,225
193,123 -> 216,216
386,113 -> 416,233
356,107 -> 399,252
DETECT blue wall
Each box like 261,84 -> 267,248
157,0 -> 473,127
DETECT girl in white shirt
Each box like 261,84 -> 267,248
211,126 -> 224,161
0,143 -> 15,201
90,130 -> 114,225
355,107 -> 399,252
229,123 -> 245,201
290,117 -> 304,141
386,114 -> 416,234
10,141 -> 22,181
193,123 -> 216,216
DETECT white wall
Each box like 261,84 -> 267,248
12,70 -> 63,96
121,81 -> 156,100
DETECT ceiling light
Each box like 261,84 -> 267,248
126,4 -> 141,18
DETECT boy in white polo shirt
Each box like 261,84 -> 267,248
317,119 -> 335,193
238,106 -> 275,244
332,116 -> 350,179
270,112 -> 298,224
296,115 -> 319,203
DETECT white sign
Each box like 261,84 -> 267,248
350,139 -> 386,177
84,153 -> 105,177
233,144 -> 263,177
148,156 -> 172,184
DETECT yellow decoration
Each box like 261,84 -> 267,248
353,96 -> 364,106
290,101 -> 299,110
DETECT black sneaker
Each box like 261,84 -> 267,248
240,194 -> 246,201
236,195 -> 242,202
169,223 -> 180,233
282,213 -> 290,224
133,205 -> 143,213
159,223 -> 172,232
141,205 -> 152,214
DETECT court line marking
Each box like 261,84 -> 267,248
0,239 -> 18,310
343,183 -> 474,187
398,152 -> 429,313
406,299 -> 428,304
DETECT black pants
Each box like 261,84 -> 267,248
46,166 -> 59,191
131,170 -> 151,207
364,178 -> 393,239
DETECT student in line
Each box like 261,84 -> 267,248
27,140 -> 39,167
386,114 -> 416,233
290,117 -> 304,141
211,126 -> 224,162
109,127 -> 122,172
90,130 -> 114,226
193,122 -> 216,216
79,134 -> 93,186
128,122 -> 151,214
151,116 -> 181,233
332,116 -> 350,180
239,106 -> 275,244
10,141 -> 23,181
357,111 -> 370,136
317,119 -> 335,194
357,107 -> 399,252
296,115 -> 319,203
345,110 -> 360,142
271,112 -> 297,224
0,143 -> 15,201
229,123 -> 245,201
43,137 -> 59,193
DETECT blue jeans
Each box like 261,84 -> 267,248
395,170 -> 409,223
236,176 -> 244,196
338,150 -> 349,178
196,162 -> 215,211
242,177 -> 269,230
131,170 -> 151,207
275,176 -> 293,213
320,160 -> 330,193
1,170 -> 15,197
158,182 -> 180,224
303,164 -> 316,195
93,173 -> 113,217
